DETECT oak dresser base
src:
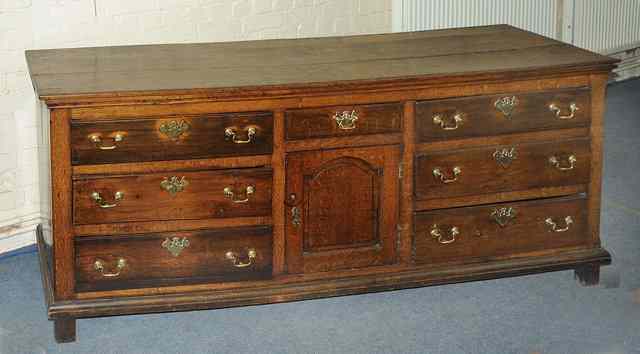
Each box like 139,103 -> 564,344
27,25 -> 617,343
37,225 -> 610,342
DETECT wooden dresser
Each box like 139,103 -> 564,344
26,25 -> 618,343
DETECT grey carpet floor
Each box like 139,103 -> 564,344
1,79 -> 639,354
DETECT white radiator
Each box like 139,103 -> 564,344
394,0 -> 640,53
573,0 -> 640,53
397,0 -> 560,39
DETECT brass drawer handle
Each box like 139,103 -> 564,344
549,102 -> 578,120
225,126 -> 256,144
548,155 -> 577,171
162,237 -> 190,257
430,224 -> 459,244
160,176 -> 188,196
333,110 -> 358,130
93,258 -> 127,277
495,96 -> 518,118
223,185 -> 255,203
159,119 -> 190,140
432,166 -> 461,184
225,248 -> 257,268
88,133 -> 124,150
545,216 -> 573,233
432,113 -> 463,130
90,191 -> 124,208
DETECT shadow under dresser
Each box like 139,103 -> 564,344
25,24 -> 618,343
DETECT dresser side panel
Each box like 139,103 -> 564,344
38,101 -> 52,246
587,73 -> 609,247
50,108 -> 75,300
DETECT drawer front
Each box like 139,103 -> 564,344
414,195 -> 588,264
73,168 -> 272,225
71,112 -> 273,165
415,138 -> 590,201
75,226 -> 272,292
285,103 -> 402,140
416,88 -> 590,141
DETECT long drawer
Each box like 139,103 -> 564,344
71,112 -> 273,165
75,226 -> 273,292
414,138 -> 590,201
285,102 -> 402,140
416,88 -> 590,141
414,195 -> 589,264
73,168 -> 272,225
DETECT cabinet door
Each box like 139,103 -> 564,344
285,146 -> 400,273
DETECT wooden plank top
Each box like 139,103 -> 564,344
26,25 -> 617,103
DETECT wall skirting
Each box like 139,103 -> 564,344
0,216 -> 42,255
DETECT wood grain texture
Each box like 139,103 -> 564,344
415,127 -> 590,154
414,195 -> 589,264
271,110 -> 286,275
70,244 -> 605,300
587,74 -> 608,247
73,216 -> 272,236
72,155 -> 271,176
50,109 -> 74,300
65,75 -> 594,117
25,25 -> 617,105
73,168 -> 272,225
75,227 -> 273,292
414,185 -> 587,211
416,88 -> 590,141
285,133 -> 402,152
415,138 -> 591,201
399,101 -> 416,264
48,248 -> 611,319
285,102 -> 402,140
71,112 -> 272,164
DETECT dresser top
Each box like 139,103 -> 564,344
26,24 -> 616,104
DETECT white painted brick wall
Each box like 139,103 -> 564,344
0,0 -> 392,235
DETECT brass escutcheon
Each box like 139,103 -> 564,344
493,147 -> 517,168
160,176 -> 189,196
494,96 -> 518,118
159,119 -> 190,140
162,237 -> 190,257
291,206 -> 302,227
333,110 -> 359,130
491,207 -> 517,227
